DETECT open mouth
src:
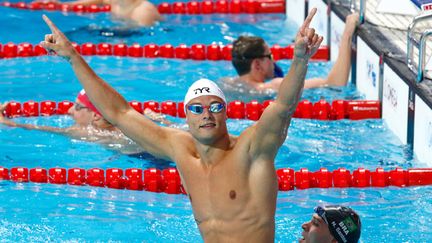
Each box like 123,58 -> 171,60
299,233 -> 306,242
199,123 -> 216,128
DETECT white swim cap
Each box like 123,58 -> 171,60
184,79 -> 227,107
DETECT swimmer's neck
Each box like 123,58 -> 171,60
193,133 -> 235,166
238,73 -> 265,85
237,74 -> 270,91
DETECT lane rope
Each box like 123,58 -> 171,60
0,42 -> 330,61
0,167 -> 430,194
3,99 -> 382,120
1,0 -> 286,14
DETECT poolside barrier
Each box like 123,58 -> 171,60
3,99 -> 381,120
0,42 -> 330,61
0,166 -> 431,194
1,0 -> 285,14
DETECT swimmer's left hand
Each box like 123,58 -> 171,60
40,15 -> 77,59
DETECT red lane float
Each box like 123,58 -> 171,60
30,168 -> 48,183
3,99 -> 382,120
1,167 -> 432,194
68,168 -> 86,185
1,2 -> 111,12
3,0 -> 284,14
0,42 -> 330,61
277,167 -> 432,191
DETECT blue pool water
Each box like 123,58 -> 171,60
0,2 -> 293,46
1,2 -> 432,242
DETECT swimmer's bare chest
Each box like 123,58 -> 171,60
179,153 -> 254,224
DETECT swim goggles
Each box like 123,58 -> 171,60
187,102 -> 225,115
314,206 -> 330,225
74,103 -> 90,111
233,53 -> 273,61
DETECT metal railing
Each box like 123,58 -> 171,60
407,12 -> 432,82
350,0 -> 365,24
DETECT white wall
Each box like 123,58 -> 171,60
330,12 -> 345,62
414,96 -> 432,165
286,0 -> 305,28
356,37 -> 380,100
382,64 -> 409,144
308,0 -> 329,46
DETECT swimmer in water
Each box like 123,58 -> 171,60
228,12 -> 360,94
34,0 -> 162,26
300,205 -> 361,243
0,89 -> 172,155
41,8 -> 322,241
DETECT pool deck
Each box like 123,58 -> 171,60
332,0 -> 432,76
366,0 -> 432,68
332,0 -> 432,99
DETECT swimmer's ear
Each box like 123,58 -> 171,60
251,59 -> 262,71
93,113 -> 103,121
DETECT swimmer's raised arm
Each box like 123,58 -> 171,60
249,8 -> 323,160
40,15 -> 179,161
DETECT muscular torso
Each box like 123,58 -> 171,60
174,129 -> 279,242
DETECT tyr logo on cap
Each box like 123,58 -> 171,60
194,87 -> 210,94
184,79 -> 227,108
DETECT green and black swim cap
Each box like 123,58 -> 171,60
314,205 -> 361,243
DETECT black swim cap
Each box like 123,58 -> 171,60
314,205 -> 361,243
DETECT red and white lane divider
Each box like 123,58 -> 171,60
0,42 -> 330,61
158,0 -> 285,14
3,99 -> 381,120
1,0 -> 285,14
0,167 -> 431,194
1,1 -> 111,12
277,167 -> 432,190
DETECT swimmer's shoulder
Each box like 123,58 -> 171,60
137,0 -> 163,18
222,76 -> 241,84
268,77 -> 283,89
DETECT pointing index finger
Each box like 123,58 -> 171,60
42,14 -> 60,35
300,8 -> 317,32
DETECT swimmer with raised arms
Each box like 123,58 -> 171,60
40,8 -> 323,242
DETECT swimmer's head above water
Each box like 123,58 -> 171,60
183,79 -> 227,112
300,205 -> 362,243
183,79 -> 228,144
76,89 -> 102,116
231,36 -> 276,80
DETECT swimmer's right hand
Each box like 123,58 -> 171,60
40,15 -> 77,59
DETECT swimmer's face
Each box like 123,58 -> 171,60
185,95 -> 228,144
68,99 -> 96,126
259,44 -> 274,80
299,214 -> 336,243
